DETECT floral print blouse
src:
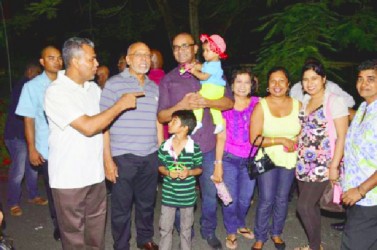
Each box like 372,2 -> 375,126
296,105 -> 332,182
342,101 -> 377,206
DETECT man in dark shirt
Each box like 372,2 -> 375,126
158,32 -> 234,249
4,62 -> 42,217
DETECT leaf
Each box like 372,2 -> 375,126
26,0 -> 62,19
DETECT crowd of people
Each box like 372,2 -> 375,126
1,31 -> 377,250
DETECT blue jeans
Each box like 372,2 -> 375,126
199,149 -> 218,239
222,152 -> 256,234
254,167 -> 295,242
5,139 -> 39,206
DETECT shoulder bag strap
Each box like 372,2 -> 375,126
248,135 -> 264,160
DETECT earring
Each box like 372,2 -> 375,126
266,87 -> 269,93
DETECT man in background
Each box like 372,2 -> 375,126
4,61 -> 42,217
16,47 -> 63,241
96,65 -> 110,89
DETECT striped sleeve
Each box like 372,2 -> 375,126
193,143 -> 203,168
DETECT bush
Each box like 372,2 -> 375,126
0,98 -> 11,168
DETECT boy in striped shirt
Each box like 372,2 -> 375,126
158,110 -> 203,250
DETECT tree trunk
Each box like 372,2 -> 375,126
154,0 -> 177,47
189,0 -> 200,45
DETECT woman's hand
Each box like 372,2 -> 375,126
212,162 -> 223,183
281,138 -> 296,152
342,187 -> 363,206
328,166 -> 340,185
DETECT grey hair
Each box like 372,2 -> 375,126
62,37 -> 94,67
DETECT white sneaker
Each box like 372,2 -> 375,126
191,122 -> 203,135
214,124 -> 224,134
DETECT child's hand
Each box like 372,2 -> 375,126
193,63 -> 202,71
188,62 -> 202,73
169,169 -> 180,179
178,166 -> 189,179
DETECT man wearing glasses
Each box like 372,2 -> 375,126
101,42 -> 163,250
158,33 -> 233,249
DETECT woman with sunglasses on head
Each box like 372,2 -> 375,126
250,67 -> 301,250
294,59 -> 349,250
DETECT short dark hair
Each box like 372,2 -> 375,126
24,61 -> 41,71
230,68 -> 258,95
267,66 -> 290,83
62,37 -> 94,67
171,110 -> 197,135
301,58 -> 326,80
358,59 -> 377,73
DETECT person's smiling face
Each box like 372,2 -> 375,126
268,70 -> 289,97
302,69 -> 326,98
357,69 -> 377,104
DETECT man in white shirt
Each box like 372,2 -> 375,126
44,37 -> 142,249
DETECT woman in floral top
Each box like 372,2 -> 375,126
294,60 -> 349,250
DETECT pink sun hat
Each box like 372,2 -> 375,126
200,34 -> 228,59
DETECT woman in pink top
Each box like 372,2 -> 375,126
212,68 -> 259,249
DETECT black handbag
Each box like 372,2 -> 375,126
247,135 -> 277,180
0,229 -> 14,250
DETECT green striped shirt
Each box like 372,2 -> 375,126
158,136 -> 202,207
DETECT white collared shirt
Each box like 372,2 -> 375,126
44,73 -> 104,189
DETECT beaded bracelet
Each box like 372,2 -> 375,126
214,160 -> 223,165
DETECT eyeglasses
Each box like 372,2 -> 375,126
172,43 -> 195,52
129,53 -> 152,60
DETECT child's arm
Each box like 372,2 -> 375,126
156,121 -> 164,146
179,166 -> 202,179
159,165 -> 180,179
190,63 -> 211,81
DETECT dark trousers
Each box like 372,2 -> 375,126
52,181 -> 107,250
111,152 -> 159,250
296,180 -> 328,250
341,204 -> 377,250
41,161 -> 59,230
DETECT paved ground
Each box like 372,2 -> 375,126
0,179 -> 344,250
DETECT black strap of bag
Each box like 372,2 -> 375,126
247,135 -> 277,179
248,135 -> 264,160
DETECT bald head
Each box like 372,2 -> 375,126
41,46 -> 59,58
126,42 -> 151,76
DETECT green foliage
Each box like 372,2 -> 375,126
0,98 -> 10,168
254,1 -> 377,92
254,3 -> 339,89
333,9 -> 377,51
26,0 -> 62,19
7,14 -> 36,34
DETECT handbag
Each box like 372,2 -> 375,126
0,229 -> 14,250
319,182 -> 345,213
247,135 -> 277,180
